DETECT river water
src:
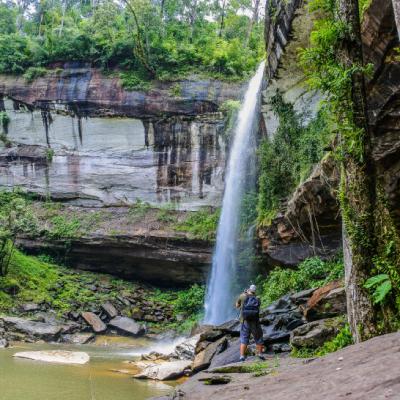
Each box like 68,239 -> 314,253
0,337 -> 179,400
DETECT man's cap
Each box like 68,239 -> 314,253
249,284 -> 256,293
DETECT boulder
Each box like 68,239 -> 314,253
20,303 -> 41,313
304,282 -> 346,321
271,343 -> 291,353
173,335 -> 200,360
214,320 -> 240,336
81,312 -> 107,333
61,333 -> 95,345
209,338 -> 241,369
134,360 -> 191,380
192,337 -> 228,372
0,316 -> 62,341
0,338 -> 9,348
101,302 -> 118,319
290,318 -> 345,349
13,350 -> 90,364
108,316 -> 144,336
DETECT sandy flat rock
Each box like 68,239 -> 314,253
13,350 -> 90,364
134,360 -> 191,380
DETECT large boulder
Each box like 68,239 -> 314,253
81,312 -> 107,333
208,338 -> 241,369
173,335 -> 200,360
192,337 -> 228,372
134,360 -> 191,380
61,333 -> 95,345
0,316 -> 63,341
290,318 -> 345,349
14,350 -> 90,364
101,302 -> 118,319
108,316 -> 144,336
304,281 -> 346,321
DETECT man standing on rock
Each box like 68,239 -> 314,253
236,284 -> 265,362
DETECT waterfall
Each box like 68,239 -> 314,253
204,61 -> 265,325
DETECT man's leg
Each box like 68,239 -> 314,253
239,322 -> 250,361
240,343 -> 248,357
252,321 -> 265,360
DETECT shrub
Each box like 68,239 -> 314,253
175,208 -> 220,241
175,283 -> 205,315
23,66 -> 47,82
258,256 -> 344,306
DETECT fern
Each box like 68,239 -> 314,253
364,274 -> 392,304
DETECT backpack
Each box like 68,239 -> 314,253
242,295 -> 260,321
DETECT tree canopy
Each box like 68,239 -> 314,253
0,0 -> 265,80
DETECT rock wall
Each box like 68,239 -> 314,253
259,0 -> 400,266
0,65 -> 243,118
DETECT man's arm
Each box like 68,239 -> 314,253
235,292 -> 245,308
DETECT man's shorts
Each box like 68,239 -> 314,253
240,320 -> 264,345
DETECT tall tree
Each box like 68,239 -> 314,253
337,0 -> 377,342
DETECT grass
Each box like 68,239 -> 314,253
175,208 -> 220,241
0,248 -> 195,327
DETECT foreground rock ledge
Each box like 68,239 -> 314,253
157,331 -> 400,400
14,350 -> 90,365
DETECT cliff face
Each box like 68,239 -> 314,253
259,0 -> 400,266
0,69 -> 242,285
0,65 -> 242,118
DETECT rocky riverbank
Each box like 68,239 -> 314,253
110,280 -> 347,384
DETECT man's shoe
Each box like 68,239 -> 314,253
258,355 -> 266,361
239,356 -> 246,362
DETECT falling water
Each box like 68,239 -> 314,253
204,61 -> 265,325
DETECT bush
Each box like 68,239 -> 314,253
258,256 -> 344,306
0,34 -> 32,74
23,66 -> 47,82
175,283 -> 205,316
119,70 -> 152,91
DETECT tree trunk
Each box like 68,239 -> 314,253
338,0 -> 377,342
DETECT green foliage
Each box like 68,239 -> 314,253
0,34 -> 32,74
0,0 -> 265,81
169,83 -> 182,97
175,208 -> 220,241
44,215 -> 81,240
0,191 -> 37,276
257,93 -> 331,226
292,324 -> 353,358
364,274 -> 392,305
23,66 -> 47,82
0,111 -> 10,134
258,256 -> 344,306
128,199 -> 151,220
119,70 -> 152,91
175,283 -> 205,315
